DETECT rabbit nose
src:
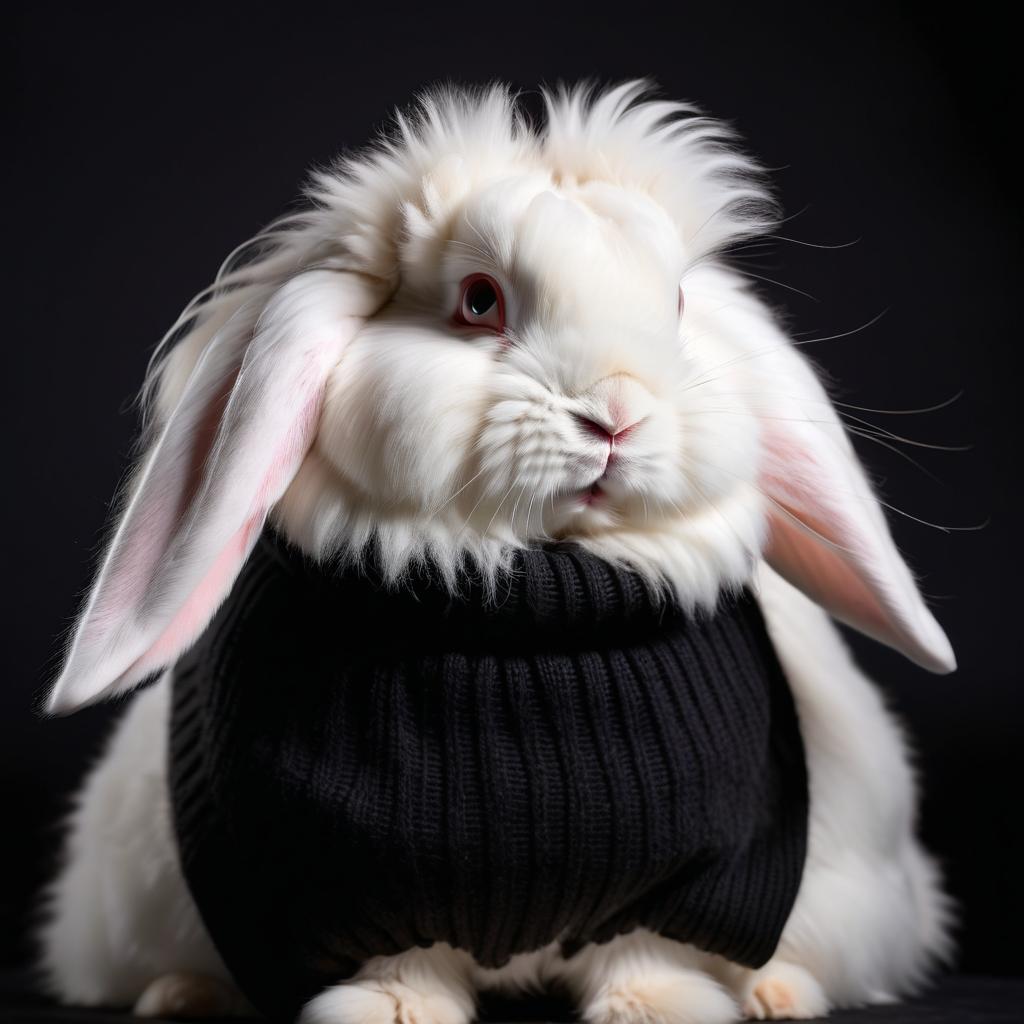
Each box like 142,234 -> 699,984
573,373 -> 654,445
574,414 -> 642,444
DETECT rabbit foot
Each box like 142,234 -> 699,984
299,978 -> 472,1024
583,968 -> 739,1024
133,972 -> 252,1018
739,961 -> 828,1020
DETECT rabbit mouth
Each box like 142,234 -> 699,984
563,478 -> 613,509
545,480 -> 608,514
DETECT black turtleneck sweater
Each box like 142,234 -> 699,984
169,530 -> 808,1021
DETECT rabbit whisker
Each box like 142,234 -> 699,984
425,464 -> 489,520
682,309 -> 889,394
509,483 -> 527,536
730,268 -> 820,303
726,448 -> 986,536
482,481 -> 519,540
693,404 -> 948,493
690,387 -> 965,426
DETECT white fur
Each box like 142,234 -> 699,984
38,678 -> 233,1006
41,81 -> 955,1022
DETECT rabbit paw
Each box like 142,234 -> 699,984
739,962 -> 828,1020
133,972 -> 252,1018
298,978 -> 472,1024
583,967 -> 738,1024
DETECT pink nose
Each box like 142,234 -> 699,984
574,414 -> 641,444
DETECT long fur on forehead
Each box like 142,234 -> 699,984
311,79 -> 776,280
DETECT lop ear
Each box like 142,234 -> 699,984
48,269 -> 389,714
757,339 -> 956,674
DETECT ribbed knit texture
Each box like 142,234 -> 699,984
169,529 -> 808,1022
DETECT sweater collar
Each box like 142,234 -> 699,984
255,528 -> 687,641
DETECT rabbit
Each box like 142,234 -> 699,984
38,80 -> 957,1024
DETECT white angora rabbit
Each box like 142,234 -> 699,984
40,81 -> 955,1024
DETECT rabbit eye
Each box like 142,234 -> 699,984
455,273 -> 505,333
678,284 -> 685,319
468,280 -> 497,316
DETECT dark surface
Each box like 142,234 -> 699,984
6,0 -> 1021,993
1,973 -> 1022,1023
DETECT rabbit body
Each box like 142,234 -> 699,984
40,83 -> 955,1022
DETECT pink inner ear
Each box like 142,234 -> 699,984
119,515 -> 263,684
757,415 -> 954,673
760,428 -> 896,644
764,500 -> 895,645
112,384 -> 327,690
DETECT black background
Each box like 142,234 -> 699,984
6,1 -> 1021,980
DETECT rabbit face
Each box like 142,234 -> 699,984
301,173 -> 759,565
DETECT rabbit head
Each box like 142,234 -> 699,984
47,81 -> 954,714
